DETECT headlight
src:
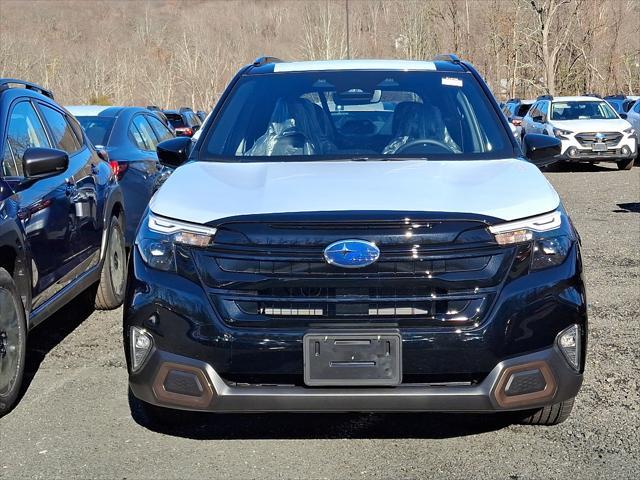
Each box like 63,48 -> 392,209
488,211 -> 574,271
623,127 -> 636,135
136,212 -> 217,271
553,128 -> 573,138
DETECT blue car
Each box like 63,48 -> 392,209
66,106 -> 174,246
125,56 -> 586,426
0,79 -> 126,416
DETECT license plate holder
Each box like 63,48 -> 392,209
592,142 -> 607,152
303,331 -> 402,386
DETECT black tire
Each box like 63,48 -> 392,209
95,214 -> 127,310
128,388 -> 199,429
0,267 -> 27,417
519,397 -> 575,426
617,157 -> 634,170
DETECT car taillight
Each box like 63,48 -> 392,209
109,161 -> 128,180
511,118 -> 522,126
175,127 -> 193,137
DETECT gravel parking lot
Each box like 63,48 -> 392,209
0,163 -> 638,480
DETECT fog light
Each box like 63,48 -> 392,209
557,324 -> 580,371
621,146 -> 630,156
568,147 -> 578,157
131,327 -> 153,372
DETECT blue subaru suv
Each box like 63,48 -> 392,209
125,56 -> 587,426
0,79 -> 126,416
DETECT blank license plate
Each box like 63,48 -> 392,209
303,331 -> 402,386
592,142 -> 607,152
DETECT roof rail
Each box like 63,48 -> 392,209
178,107 -> 193,113
536,94 -> 553,101
433,53 -> 461,64
252,56 -> 284,67
0,78 -> 54,99
506,98 -> 521,103
583,92 -> 601,98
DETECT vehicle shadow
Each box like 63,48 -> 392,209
130,400 -> 520,440
545,162 -> 616,173
614,202 -> 640,213
17,288 -> 96,403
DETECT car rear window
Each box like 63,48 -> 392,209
165,113 -> 185,129
516,104 -> 532,117
75,116 -> 115,147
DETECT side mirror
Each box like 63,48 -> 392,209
619,112 -> 627,119
156,136 -> 191,168
22,147 -> 68,180
522,133 -> 562,167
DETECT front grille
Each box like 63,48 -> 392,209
574,132 -> 622,147
192,216 -> 516,329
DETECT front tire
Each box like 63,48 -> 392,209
0,268 -> 27,417
518,397 -> 575,425
95,214 -> 127,310
617,157 -> 634,170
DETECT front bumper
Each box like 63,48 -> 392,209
124,228 -> 588,414
129,344 -> 582,413
558,135 -> 637,162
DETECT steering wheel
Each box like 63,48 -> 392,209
394,139 -> 454,154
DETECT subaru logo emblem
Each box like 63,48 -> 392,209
595,133 -> 605,140
323,239 -> 380,268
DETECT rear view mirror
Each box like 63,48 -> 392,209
522,134 -> 561,167
156,136 -> 191,168
22,147 -> 68,180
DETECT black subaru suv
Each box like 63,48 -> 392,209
0,79 -> 127,416
125,56 -> 586,426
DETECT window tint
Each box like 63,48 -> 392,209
39,104 -> 81,153
146,115 -> 173,142
516,103 -> 531,117
633,101 -> 640,113
132,116 -> 158,150
4,101 -> 50,176
165,113 -> 185,129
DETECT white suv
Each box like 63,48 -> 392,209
521,95 -> 637,170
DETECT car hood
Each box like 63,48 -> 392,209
550,118 -> 631,132
149,159 -> 560,225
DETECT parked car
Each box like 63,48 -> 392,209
0,79 -> 126,416
162,108 -> 201,137
195,110 -> 207,122
125,56 -> 586,427
603,94 -> 637,114
521,95 -> 637,170
625,99 -> 640,145
501,98 -> 534,136
66,106 -> 175,246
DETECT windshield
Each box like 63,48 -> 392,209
75,116 -> 115,147
202,70 -> 514,161
550,101 -> 618,121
